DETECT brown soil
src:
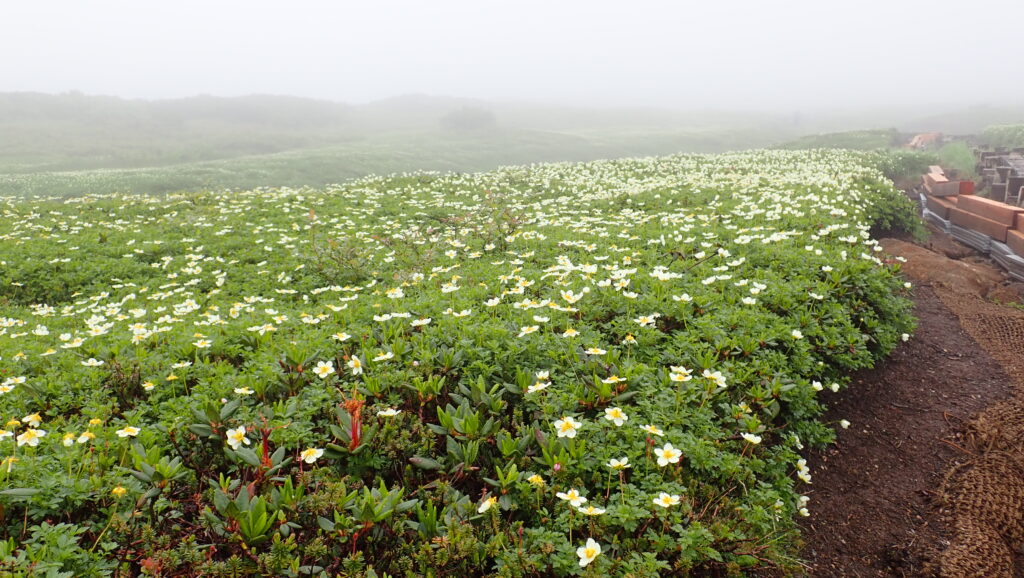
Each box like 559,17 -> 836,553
798,229 -> 1024,577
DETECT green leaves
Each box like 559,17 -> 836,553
0,149 -> 918,575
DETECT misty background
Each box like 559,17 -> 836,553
2,0 -> 1024,195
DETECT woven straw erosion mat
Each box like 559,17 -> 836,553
934,288 -> 1024,577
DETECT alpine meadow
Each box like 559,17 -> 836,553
0,149 -> 927,576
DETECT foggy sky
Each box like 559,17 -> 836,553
2,0 -> 1020,110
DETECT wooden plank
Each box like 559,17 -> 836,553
949,207 -> 1009,242
925,195 -> 957,219
956,194 -> 1024,226
1007,229 -> 1024,258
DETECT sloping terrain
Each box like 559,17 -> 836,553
800,231 -> 1024,577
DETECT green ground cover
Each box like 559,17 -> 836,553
0,149 -> 919,576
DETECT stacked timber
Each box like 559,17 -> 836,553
921,162 -> 1024,279
921,166 -> 970,231
1005,217 -> 1024,280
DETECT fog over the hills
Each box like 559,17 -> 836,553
3,0 -> 1021,111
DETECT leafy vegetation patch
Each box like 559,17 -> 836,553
0,150 -> 917,576
981,124 -> 1024,149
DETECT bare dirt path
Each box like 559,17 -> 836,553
797,233 -> 1024,577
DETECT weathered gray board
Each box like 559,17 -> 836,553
923,208 -> 951,232
950,223 -> 992,253
990,241 -> 1024,281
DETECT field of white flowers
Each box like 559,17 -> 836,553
0,149 -> 922,576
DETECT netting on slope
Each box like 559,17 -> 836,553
933,289 -> 1024,577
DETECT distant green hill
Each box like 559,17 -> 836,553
901,105 -> 1024,135
0,92 -> 799,196
776,129 -> 902,151
0,92 -> 790,176
0,126 -> 785,197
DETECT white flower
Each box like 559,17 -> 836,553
16,428 -> 46,447
411,318 -> 431,327
116,426 -> 140,438
791,329 -> 804,339
477,496 -> 497,513
702,369 -> 726,388
607,457 -> 630,470
554,416 -> 582,438
577,505 -> 605,516
576,538 -> 601,567
81,358 -> 104,367
811,380 -> 824,391
653,492 -> 681,508
669,366 -> 692,382
234,387 -> 254,395
373,351 -> 395,362
641,424 -> 664,437
741,432 -> 762,444
312,361 -> 335,379
517,325 -> 539,337
654,443 -> 682,466
300,447 -> 324,464
225,426 -> 249,450
333,332 -> 352,342
377,408 -> 401,417
527,381 -> 549,394
347,355 -> 363,375
633,314 -> 658,327
556,488 -> 587,508
603,407 -> 628,426
839,419 -> 851,429
796,458 -> 812,483
901,333 -> 910,342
